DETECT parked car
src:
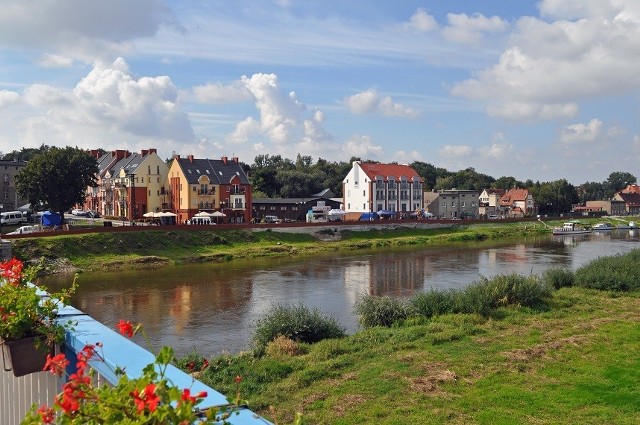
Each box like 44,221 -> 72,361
87,211 -> 101,218
1,211 -> 25,226
6,225 -> 36,235
263,215 -> 280,223
71,209 -> 89,217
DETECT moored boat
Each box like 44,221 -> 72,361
592,222 -> 613,231
552,222 -> 592,235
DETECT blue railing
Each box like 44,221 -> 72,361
54,303 -> 271,424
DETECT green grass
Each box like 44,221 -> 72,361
178,287 -> 640,424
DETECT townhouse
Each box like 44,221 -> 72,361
500,188 -> 536,218
424,189 -> 479,219
167,155 -> 252,224
342,161 -> 423,216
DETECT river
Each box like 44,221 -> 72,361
41,230 -> 640,357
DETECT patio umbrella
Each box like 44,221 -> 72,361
210,211 -> 226,217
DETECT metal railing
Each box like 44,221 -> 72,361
1,300 -> 270,425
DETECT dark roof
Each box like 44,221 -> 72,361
253,197 -> 323,205
112,153 -> 145,176
176,158 -> 250,185
311,188 -> 336,198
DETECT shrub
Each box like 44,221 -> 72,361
452,274 -> 551,317
265,335 -> 306,357
354,295 -> 411,328
575,249 -> 640,291
543,267 -> 575,289
253,303 -> 345,348
409,290 -> 456,318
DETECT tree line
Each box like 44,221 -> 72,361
3,147 -> 636,217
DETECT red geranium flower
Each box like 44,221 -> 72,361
37,405 -> 55,424
43,353 -> 69,377
117,319 -> 135,338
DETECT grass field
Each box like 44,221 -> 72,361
184,287 -> 639,424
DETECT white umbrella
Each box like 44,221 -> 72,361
142,211 -> 158,218
327,209 -> 346,216
211,211 -> 226,217
160,212 -> 177,217
194,211 -> 214,217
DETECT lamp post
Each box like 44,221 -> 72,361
0,203 -> 3,236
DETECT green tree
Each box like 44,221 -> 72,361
529,179 -> 578,215
605,171 -> 636,197
16,147 -> 98,223
1,144 -> 51,162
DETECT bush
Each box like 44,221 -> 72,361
253,304 -> 345,348
409,290 -> 456,318
543,268 -> 575,289
574,249 -> 640,291
355,295 -> 411,328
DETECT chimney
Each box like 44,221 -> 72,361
114,149 -> 129,161
221,156 -> 228,164
232,156 -> 239,163
172,152 -> 180,160
141,149 -> 149,156
187,154 -> 194,163
88,149 -> 101,159
149,148 -> 157,154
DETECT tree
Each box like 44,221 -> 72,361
605,171 -> 636,197
16,147 -> 98,223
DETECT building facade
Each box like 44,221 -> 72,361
342,161 -> 423,215
85,149 -> 168,220
0,160 -> 29,212
500,188 -> 536,218
424,189 -> 479,219
167,155 -> 252,224
478,188 -> 506,217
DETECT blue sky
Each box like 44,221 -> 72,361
1,0 -> 639,185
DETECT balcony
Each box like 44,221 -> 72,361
0,295 -> 269,425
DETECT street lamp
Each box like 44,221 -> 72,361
0,203 -> 3,236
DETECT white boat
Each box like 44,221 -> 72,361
592,222 -> 613,231
614,221 -> 638,230
552,222 -> 591,235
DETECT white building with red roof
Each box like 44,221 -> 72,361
342,161 -> 424,216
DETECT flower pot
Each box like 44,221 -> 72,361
1,336 -> 53,377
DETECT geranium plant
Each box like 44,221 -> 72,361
23,320 -> 246,424
0,257 -> 76,346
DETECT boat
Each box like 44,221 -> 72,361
614,221 -> 638,230
592,222 -> 613,231
552,222 -> 592,235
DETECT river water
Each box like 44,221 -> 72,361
41,230 -> 640,357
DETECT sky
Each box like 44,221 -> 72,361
1,0 -> 639,185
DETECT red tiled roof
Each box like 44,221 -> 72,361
500,188 -> 530,205
616,192 -> 640,206
621,184 -> 640,194
359,163 -> 423,182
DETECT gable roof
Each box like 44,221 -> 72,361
175,157 -> 250,185
482,188 -> 506,196
615,192 -> 640,207
500,188 -> 530,205
358,162 -> 423,182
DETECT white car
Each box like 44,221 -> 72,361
6,225 -> 36,235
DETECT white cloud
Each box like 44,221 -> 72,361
404,8 -> 438,32
345,89 -> 420,118
192,81 -> 250,104
439,144 -> 474,157
0,90 -> 20,108
394,150 -> 423,163
223,73 -> 335,157
0,58 -> 195,151
442,13 -> 508,45
38,54 -> 74,68
343,135 -> 383,158
559,119 -> 603,144
451,1 -> 640,120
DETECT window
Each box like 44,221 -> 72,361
148,165 -> 151,174
157,165 -> 160,174
462,202 -> 466,207
270,206 -> 276,210
452,201 -> 455,207
260,206 -> 265,210
363,190 -> 365,196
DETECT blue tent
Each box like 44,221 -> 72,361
359,212 -> 379,221
41,211 -> 61,227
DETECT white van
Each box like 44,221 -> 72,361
1,211 -> 25,226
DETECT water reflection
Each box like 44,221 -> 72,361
41,232 -> 640,356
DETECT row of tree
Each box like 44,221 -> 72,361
3,147 -> 636,218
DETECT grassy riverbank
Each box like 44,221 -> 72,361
10,220 -> 550,273
180,276 -> 640,424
